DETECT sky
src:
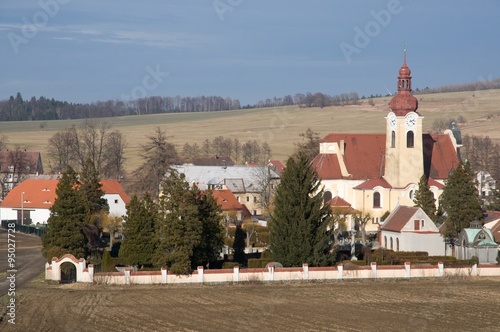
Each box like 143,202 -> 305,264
1,0 -> 499,106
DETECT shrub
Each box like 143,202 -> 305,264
101,250 -> 114,272
247,258 -> 272,268
222,262 -> 239,269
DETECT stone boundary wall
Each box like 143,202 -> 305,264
46,256 -> 500,285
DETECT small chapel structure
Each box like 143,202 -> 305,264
313,51 -> 461,234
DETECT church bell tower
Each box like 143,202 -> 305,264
384,50 -> 424,188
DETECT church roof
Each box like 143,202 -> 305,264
312,134 -> 386,180
353,177 -> 392,190
313,133 -> 458,182
327,196 -> 360,214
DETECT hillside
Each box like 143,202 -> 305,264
0,89 -> 499,173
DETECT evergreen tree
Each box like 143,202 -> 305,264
79,158 -> 109,225
232,224 -> 247,265
154,171 -> 202,275
269,152 -> 333,267
191,188 -> 224,268
42,165 -> 88,260
413,174 -> 437,221
440,161 -> 483,239
119,194 -> 158,267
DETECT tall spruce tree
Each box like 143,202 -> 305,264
154,171 -> 202,275
79,158 -> 108,225
413,174 -> 437,221
119,194 -> 158,267
269,152 -> 333,267
191,187 -> 224,268
42,165 -> 88,260
440,161 -> 483,239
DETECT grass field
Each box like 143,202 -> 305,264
0,89 -> 499,173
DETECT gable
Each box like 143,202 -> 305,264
380,206 -> 419,232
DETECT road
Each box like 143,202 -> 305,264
0,228 -> 45,297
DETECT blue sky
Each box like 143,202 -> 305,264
1,0 -> 499,106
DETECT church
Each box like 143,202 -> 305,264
312,52 -> 461,233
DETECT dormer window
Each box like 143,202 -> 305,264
42,188 -> 50,192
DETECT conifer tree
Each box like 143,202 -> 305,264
154,171 -> 202,275
413,174 -> 437,221
79,158 -> 108,225
42,165 -> 88,260
119,194 -> 158,267
191,188 -> 224,268
269,152 -> 333,267
232,224 -> 247,265
440,161 -> 483,240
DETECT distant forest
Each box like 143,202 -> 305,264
1,78 -> 499,121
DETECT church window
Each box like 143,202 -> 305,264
390,237 -> 393,250
384,236 -> 387,248
396,238 -> 399,251
409,190 -> 414,200
373,192 -> 381,208
407,131 -> 414,148
323,191 -> 332,205
391,131 -> 396,148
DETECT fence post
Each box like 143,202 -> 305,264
337,263 -> 343,280
471,264 -> 478,277
268,264 -> 274,282
124,268 -> 131,285
233,266 -> 239,283
302,263 -> 309,281
88,264 -> 94,283
404,261 -> 411,279
197,266 -> 204,283
438,262 -> 444,277
161,267 -> 167,284
371,262 -> 377,279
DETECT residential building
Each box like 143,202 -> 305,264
171,165 -> 279,217
0,179 -> 130,225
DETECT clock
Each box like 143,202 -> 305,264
405,113 -> 417,128
389,114 -> 396,128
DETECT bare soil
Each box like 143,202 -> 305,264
1,276 -> 499,331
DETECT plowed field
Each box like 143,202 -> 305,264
2,276 -> 499,331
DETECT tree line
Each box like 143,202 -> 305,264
0,92 -> 242,121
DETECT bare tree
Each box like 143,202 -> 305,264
294,128 -> 320,162
102,130 -> 127,180
129,127 -> 179,198
0,146 -> 37,198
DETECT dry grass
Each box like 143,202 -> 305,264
1,89 -> 499,173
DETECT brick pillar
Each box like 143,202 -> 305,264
268,264 -> 274,282
438,262 -> 444,277
404,261 -> 411,279
124,268 -> 131,285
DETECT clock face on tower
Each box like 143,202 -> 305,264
389,114 -> 396,128
405,113 -> 417,128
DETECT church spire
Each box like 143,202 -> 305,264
389,48 -> 418,116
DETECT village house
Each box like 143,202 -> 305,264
0,178 -> 130,225
171,165 -> 279,217
312,52 -> 460,234
379,205 -> 447,256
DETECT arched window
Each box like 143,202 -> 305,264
396,238 -> 399,252
407,131 -> 414,148
384,236 -> 387,249
323,191 -> 332,205
390,237 -> 393,250
391,130 -> 396,148
373,192 -> 381,208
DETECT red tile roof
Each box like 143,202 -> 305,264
353,177 -> 392,190
210,189 -> 243,212
328,196 -> 360,214
380,206 -> 419,232
0,179 -> 130,209
313,133 -> 458,182
423,134 -> 460,180
428,177 -> 445,189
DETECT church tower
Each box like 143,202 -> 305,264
384,50 -> 424,188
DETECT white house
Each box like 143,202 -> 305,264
379,205 -> 448,256
0,178 -> 130,225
